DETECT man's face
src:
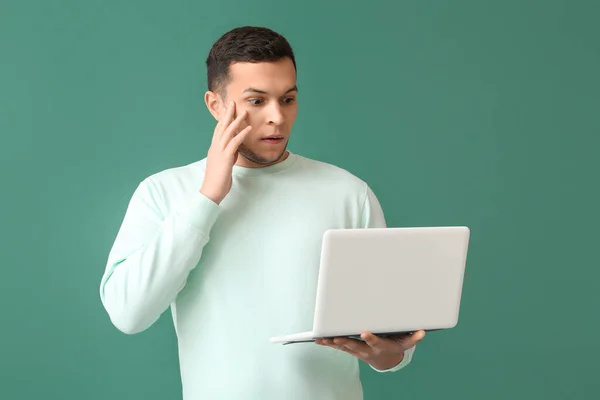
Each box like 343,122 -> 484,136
219,57 -> 298,166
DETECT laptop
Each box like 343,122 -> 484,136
269,226 -> 471,345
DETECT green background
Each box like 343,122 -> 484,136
1,0 -> 598,399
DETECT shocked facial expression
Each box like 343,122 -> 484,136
209,57 -> 298,167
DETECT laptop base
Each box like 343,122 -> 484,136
273,329 -> 440,345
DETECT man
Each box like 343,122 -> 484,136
99,26 -> 425,399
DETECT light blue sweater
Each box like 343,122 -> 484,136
99,152 -> 414,399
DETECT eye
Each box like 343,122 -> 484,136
248,98 -> 263,105
283,97 -> 296,104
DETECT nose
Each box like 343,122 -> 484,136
267,104 -> 285,126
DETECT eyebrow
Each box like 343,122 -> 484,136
243,85 -> 298,95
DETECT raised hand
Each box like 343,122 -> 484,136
200,101 -> 252,204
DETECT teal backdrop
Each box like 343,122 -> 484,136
1,0 -> 599,399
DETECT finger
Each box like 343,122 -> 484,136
389,330 -> 426,350
215,101 -> 236,137
323,341 -> 363,358
316,338 -> 334,346
405,330 -> 426,346
334,338 -> 366,351
339,347 -> 362,359
334,338 -> 370,358
319,338 -> 368,359
226,124 -> 252,153
317,339 -> 340,350
221,110 -> 249,147
362,332 -> 415,353
361,332 -> 383,349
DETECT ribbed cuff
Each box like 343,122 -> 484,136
176,192 -> 221,234
370,348 -> 414,373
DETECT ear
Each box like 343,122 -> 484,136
204,90 -> 223,121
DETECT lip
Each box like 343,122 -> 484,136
262,135 -> 284,139
261,137 -> 284,144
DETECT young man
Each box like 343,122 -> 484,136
99,26 -> 425,399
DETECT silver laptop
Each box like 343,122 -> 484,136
269,226 -> 471,345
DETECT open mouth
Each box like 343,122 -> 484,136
262,137 -> 284,144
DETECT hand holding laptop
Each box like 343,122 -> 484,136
270,227 -> 470,346
316,330 -> 426,371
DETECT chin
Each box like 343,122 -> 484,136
239,143 -> 288,165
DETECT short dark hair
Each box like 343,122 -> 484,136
206,26 -> 296,96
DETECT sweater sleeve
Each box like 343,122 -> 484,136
99,177 -> 221,334
361,184 -> 417,373
360,184 -> 387,230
